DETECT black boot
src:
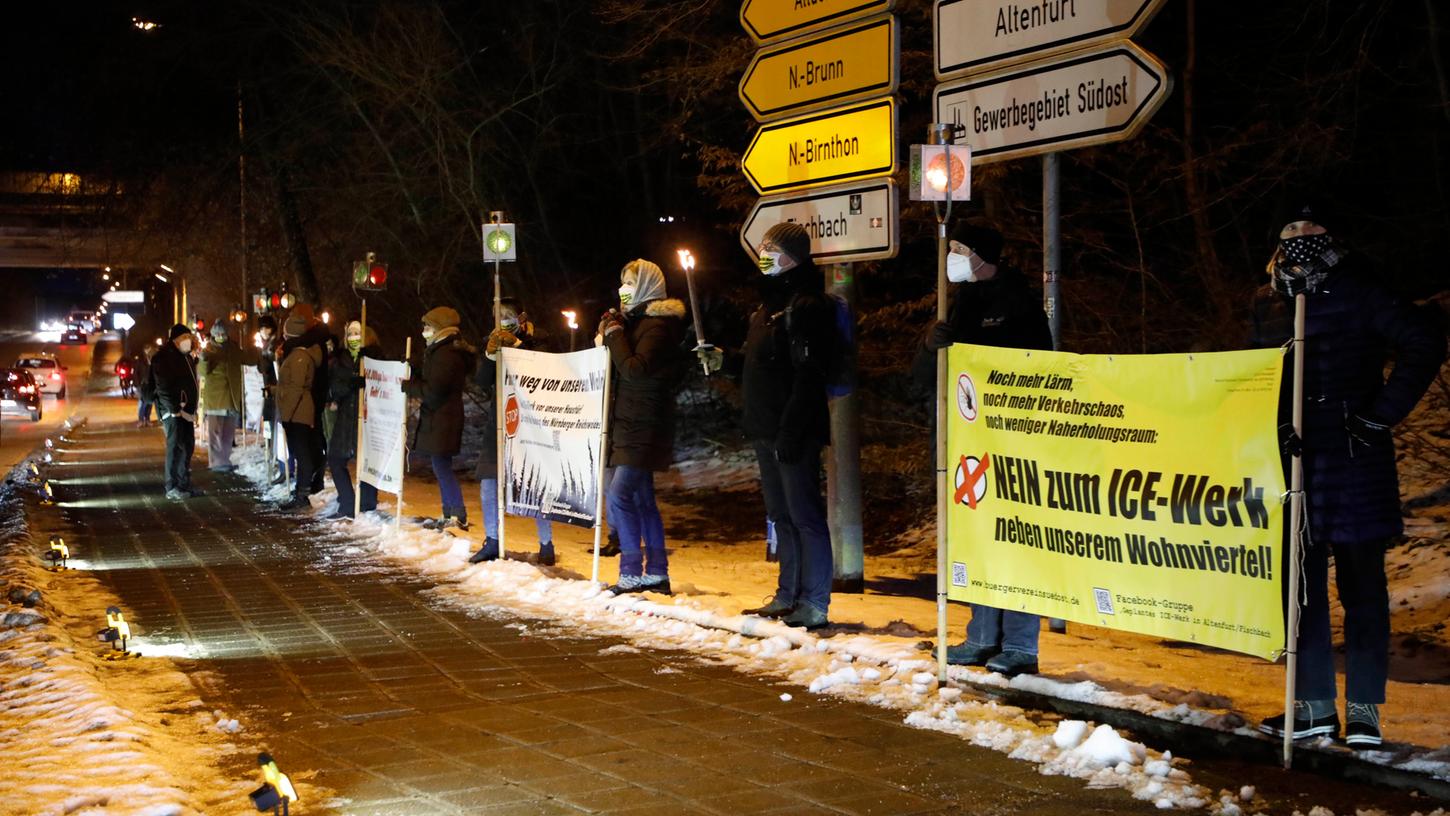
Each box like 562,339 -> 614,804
469,538 -> 499,563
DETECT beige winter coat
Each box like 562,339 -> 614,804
275,345 -> 323,426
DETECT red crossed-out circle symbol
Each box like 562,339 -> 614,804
953,453 -> 991,509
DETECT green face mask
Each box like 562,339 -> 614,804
347,338 -> 361,353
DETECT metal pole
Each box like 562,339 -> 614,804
395,336 -> 412,532
933,126 -> 958,682
1043,152 -> 1061,350
827,262 -> 863,592
354,299 -> 366,518
493,246 -> 507,560
591,362 -> 614,584
238,81 -> 248,310
1283,291 -> 1307,769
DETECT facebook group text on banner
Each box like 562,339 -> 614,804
945,344 -> 1287,659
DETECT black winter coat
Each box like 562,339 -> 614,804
327,344 -> 383,460
741,265 -> 834,448
474,328 -> 552,479
149,343 -> 198,418
911,270 -> 1053,391
1250,259 -> 1444,545
405,333 -> 475,457
606,298 -> 687,471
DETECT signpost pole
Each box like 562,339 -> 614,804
827,262 -> 864,592
494,250 -> 507,561
395,337 -> 411,533
591,363 -> 614,585
354,299 -> 367,517
932,125 -> 959,682
1043,152 -> 1062,349
1283,292 -> 1307,769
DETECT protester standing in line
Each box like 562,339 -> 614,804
288,304 -> 333,494
1251,200 -> 1444,748
150,324 -> 203,499
197,319 -> 257,472
599,259 -> 685,595
135,343 -> 157,428
469,298 -> 558,565
404,306 -> 476,530
914,223 -> 1053,678
275,315 -> 325,512
255,316 -> 287,482
735,222 -> 837,629
326,320 -> 383,520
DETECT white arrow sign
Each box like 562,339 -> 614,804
740,179 -> 898,265
935,0 -> 1166,78
933,40 -> 1171,165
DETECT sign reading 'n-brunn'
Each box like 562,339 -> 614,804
741,97 -> 896,194
934,0 -> 1166,78
740,14 -> 898,121
740,179 -> 898,264
933,40 -> 1171,165
740,0 -> 896,44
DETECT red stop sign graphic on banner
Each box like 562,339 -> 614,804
504,395 -> 520,437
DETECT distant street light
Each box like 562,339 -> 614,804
132,17 -> 160,31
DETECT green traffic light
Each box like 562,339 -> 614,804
486,229 -> 513,255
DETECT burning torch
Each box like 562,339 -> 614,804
677,249 -> 716,376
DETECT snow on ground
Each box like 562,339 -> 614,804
0,463 -> 267,815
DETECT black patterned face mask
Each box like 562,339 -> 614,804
1272,234 -> 1340,296
1280,234 -> 1332,265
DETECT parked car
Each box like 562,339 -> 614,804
15,354 -> 67,398
0,369 -> 42,421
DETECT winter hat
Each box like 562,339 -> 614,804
1280,199 -> 1337,237
283,315 -> 308,338
168,323 -> 191,340
953,223 -> 1004,266
622,259 -> 667,307
257,315 -> 277,333
762,221 -> 812,267
422,306 -> 461,330
210,321 -> 228,340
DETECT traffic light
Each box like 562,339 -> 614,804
482,217 -> 517,262
353,253 -> 388,292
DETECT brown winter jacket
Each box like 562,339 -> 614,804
275,344 -> 323,426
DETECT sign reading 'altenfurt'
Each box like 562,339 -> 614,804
933,41 -> 1170,165
934,0 -> 1166,78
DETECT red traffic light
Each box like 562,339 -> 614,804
270,293 -> 281,309
368,265 -> 387,287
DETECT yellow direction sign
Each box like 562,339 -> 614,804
740,0 -> 895,45
739,14 -> 898,122
741,98 -> 896,195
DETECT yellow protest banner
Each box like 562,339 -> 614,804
945,345 -> 1287,659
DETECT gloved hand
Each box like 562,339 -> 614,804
1278,423 -> 1302,457
597,311 -> 625,341
697,346 -> 724,374
1346,413 -> 1392,450
926,321 -> 954,351
774,432 -> 805,465
486,329 -> 519,357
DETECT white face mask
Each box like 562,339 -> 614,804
499,317 -> 520,333
618,285 -> 636,307
421,326 -> 435,341
946,252 -> 974,283
177,338 -> 194,353
758,250 -> 785,277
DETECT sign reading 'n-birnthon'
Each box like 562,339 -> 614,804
935,0 -> 1166,78
739,14 -> 898,121
933,41 -> 1170,166
741,0 -> 896,44
741,98 -> 896,194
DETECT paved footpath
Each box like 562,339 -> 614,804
43,422 -> 1171,815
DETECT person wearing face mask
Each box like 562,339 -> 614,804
468,297 -> 559,564
149,323 -> 204,499
404,306 -> 477,530
738,221 -> 838,630
198,319 -> 259,472
596,259 -> 686,595
1249,200 -> 1443,749
914,223 -> 1052,677
325,320 -> 384,520
276,315 -> 326,512
285,303 -> 334,494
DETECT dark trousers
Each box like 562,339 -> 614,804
283,422 -> 318,502
430,454 -> 465,519
309,424 -> 327,492
330,455 -> 378,517
1292,537 -> 1390,703
753,441 -> 833,614
162,416 -> 195,492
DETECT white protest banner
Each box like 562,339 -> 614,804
360,357 -> 408,493
243,366 -> 264,431
499,347 -> 608,529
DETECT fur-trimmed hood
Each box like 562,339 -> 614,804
636,298 -> 686,320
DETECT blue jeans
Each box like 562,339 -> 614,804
753,442 -> 832,614
1292,538 -> 1388,703
430,454 -> 465,518
480,478 -> 553,544
966,605 -> 1040,656
137,399 -> 153,423
607,465 -> 667,577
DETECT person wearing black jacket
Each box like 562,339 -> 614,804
404,306 -> 476,530
150,323 -> 203,499
740,222 -> 837,630
914,224 -> 1053,678
469,298 -> 559,565
255,316 -> 286,483
135,343 -> 157,428
598,260 -> 686,595
325,320 -> 383,520
286,305 -> 332,494
1251,201 -> 1444,748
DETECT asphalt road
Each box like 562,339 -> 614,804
0,330 -> 118,471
